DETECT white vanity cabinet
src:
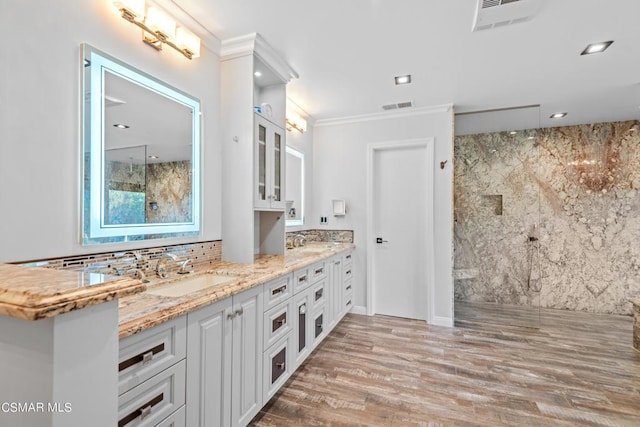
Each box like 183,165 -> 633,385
254,115 -> 286,210
118,317 -> 188,427
185,285 -> 264,427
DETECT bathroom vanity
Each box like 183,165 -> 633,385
0,243 -> 353,427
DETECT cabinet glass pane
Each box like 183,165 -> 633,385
273,132 -> 281,201
258,124 -> 266,201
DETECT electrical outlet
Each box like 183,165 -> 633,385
320,216 -> 328,224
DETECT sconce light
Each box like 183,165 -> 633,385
286,112 -> 308,133
111,0 -> 201,59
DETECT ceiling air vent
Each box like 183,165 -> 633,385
472,0 -> 540,32
382,101 -> 413,111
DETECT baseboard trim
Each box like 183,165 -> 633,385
432,316 -> 454,327
350,305 -> 367,315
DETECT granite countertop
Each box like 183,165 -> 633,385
0,263 -> 145,321
118,242 -> 354,339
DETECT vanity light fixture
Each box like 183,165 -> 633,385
254,71 -> 262,77
148,155 -> 159,159
286,112 -> 307,133
113,123 -> 130,129
581,40 -> 613,55
111,0 -> 201,59
550,112 -> 568,119
394,74 -> 412,85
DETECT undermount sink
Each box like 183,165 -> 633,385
146,274 -> 239,298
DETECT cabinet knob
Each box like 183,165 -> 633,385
235,308 -> 244,317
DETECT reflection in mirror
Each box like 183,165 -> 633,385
82,44 -> 201,244
285,146 -> 304,226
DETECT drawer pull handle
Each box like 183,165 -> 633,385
272,285 -> 287,296
347,300 -> 352,306
345,270 -> 352,275
227,312 -> 235,320
315,289 -> 323,300
235,308 -> 244,317
272,312 -> 287,332
275,319 -> 286,326
334,260 -> 341,266
346,285 -> 352,291
276,362 -> 285,369
346,254 -> 352,260
315,268 -> 324,275
118,343 -> 164,372
118,393 -> 163,427
298,275 -> 307,283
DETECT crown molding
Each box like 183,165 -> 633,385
220,33 -> 298,83
314,104 -> 453,128
153,0 -> 221,54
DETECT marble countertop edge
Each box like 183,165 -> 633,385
118,243 -> 355,339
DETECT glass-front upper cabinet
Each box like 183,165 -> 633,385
254,114 -> 285,210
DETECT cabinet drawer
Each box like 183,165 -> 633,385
309,261 -> 327,284
262,334 -> 291,404
156,405 -> 185,427
119,317 -> 186,395
263,299 -> 292,349
263,274 -> 292,311
118,359 -> 186,427
310,279 -> 326,310
293,267 -> 310,294
344,279 -> 353,295
344,290 -> 354,312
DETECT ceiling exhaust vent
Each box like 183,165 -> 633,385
472,0 -> 540,31
382,101 -> 413,111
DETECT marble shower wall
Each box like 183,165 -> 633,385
146,161 -> 192,223
454,120 -> 640,315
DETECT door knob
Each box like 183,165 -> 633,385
376,237 -> 388,244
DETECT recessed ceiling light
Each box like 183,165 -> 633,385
581,40 -> 613,55
113,124 -> 129,129
394,75 -> 412,85
550,112 -> 567,119
254,71 -> 262,77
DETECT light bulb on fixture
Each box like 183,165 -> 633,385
111,0 -> 201,60
286,112 -> 307,133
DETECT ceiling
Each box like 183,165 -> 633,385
175,0 -> 640,130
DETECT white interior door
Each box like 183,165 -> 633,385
368,140 -> 433,321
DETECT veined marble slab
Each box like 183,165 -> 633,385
118,242 -> 355,339
0,263 -> 144,320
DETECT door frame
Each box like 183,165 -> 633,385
366,138 -> 435,323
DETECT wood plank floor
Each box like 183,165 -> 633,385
250,306 -> 640,426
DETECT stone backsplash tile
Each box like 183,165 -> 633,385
286,229 -> 354,243
18,240 -> 222,279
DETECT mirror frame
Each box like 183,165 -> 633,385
285,146 -> 305,227
81,44 -> 201,243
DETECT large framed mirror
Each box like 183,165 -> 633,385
81,44 -> 201,244
285,146 -> 304,226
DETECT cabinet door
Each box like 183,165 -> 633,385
186,297 -> 233,427
331,257 -> 343,327
255,119 -> 269,208
293,289 -> 311,370
232,284 -> 264,427
270,126 -> 285,209
254,115 -> 285,210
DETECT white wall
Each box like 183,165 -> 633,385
312,107 -> 454,324
0,0 -> 221,262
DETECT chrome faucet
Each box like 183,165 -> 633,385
156,253 -> 179,279
178,258 -> 193,275
293,234 -> 306,247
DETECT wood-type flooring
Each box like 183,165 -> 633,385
250,305 -> 640,426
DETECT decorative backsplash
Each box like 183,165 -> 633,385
454,120 -> 640,315
286,229 -> 354,243
19,240 -> 222,280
